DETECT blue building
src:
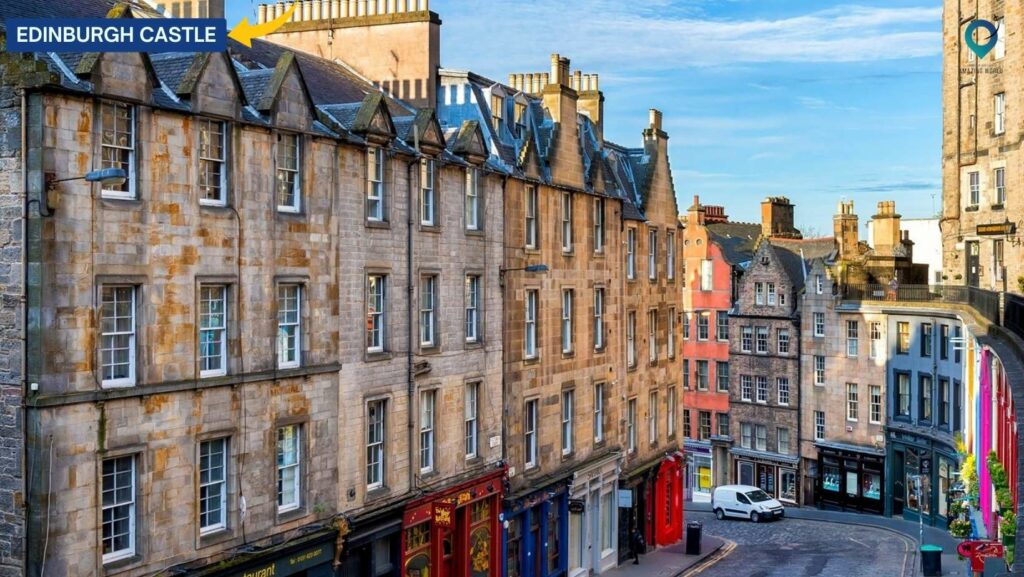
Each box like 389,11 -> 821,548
884,312 -> 964,526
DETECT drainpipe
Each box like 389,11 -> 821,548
795,291 -> 803,506
19,87 -> 30,577
499,174 -> 509,467
406,127 -> 420,495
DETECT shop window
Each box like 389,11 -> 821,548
547,506 -> 560,573
863,472 -> 882,500
939,458 -> 951,517
738,462 -> 754,486
469,501 -> 492,577
507,518 -> 522,577
845,463 -> 859,498
569,508 -> 584,571
779,469 -> 797,502
822,458 -> 840,493
405,522 -> 431,577
601,491 -> 614,552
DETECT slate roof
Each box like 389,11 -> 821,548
149,52 -> 196,94
767,237 -> 836,291
707,222 -> 762,266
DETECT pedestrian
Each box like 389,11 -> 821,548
631,529 -> 646,565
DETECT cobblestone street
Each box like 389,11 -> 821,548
687,510 -> 915,577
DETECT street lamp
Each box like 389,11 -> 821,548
40,168 -> 128,216
499,264 -> 549,287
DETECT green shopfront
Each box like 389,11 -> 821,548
884,429 -> 959,527
184,530 -> 337,577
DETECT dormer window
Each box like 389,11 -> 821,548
491,94 -> 503,132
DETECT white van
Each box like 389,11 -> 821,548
711,484 -> 785,522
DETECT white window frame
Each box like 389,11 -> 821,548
815,275 -> 823,295
627,311 -> 636,367
277,284 -> 301,369
778,428 -> 790,455
667,386 -> 677,438
465,275 -> 480,344
667,232 -> 676,280
814,411 -> 825,441
198,118 -> 227,206
648,230 -> 657,280
367,275 -> 386,353
697,312 -> 710,341
419,390 -> 436,473
199,285 -> 228,378
767,283 -> 776,305
869,385 -> 882,424
755,326 -> 768,354
969,171 -> 981,206
741,423 -> 752,449
996,167 -> 1006,205
700,259 -> 713,291
561,389 -> 575,455
995,92 -> 1006,136
367,147 -> 385,221
594,383 -> 605,443
996,18 -> 1006,59
716,311 -> 729,341
755,425 -> 767,452
420,275 -> 437,348
813,312 -> 825,337
593,198 -> 605,253
525,399 -> 539,468
668,308 -> 676,359
594,288 -> 605,351
741,326 -> 752,352
366,400 -> 386,489
465,168 -> 480,230
561,192 -> 573,253
100,285 -> 136,388
626,228 -> 636,279
99,101 -> 136,199
847,383 -> 859,422
276,132 -> 301,213
846,320 -> 858,358
755,282 -> 764,305
741,375 -> 752,401
420,158 -> 435,226
777,377 -> 790,406
869,321 -> 882,359
648,391 -> 658,444
756,376 -> 768,404
465,382 -> 479,459
525,290 -> 538,359
562,289 -> 574,354
101,455 -> 136,563
648,310 -> 658,363
277,424 -> 301,513
777,329 -> 790,355
199,438 -> 228,534
627,398 -> 637,453
525,185 -> 538,248
814,355 -> 826,386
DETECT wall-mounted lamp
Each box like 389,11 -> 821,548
41,167 -> 127,216
499,264 -> 550,287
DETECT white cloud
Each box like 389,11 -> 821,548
437,2 -> 942,71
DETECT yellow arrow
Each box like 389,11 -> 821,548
228,2 -> 298,48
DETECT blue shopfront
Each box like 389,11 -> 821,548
503,480 -> 570,577
884,428 -> 959,527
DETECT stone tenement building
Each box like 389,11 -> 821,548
941,0 -> 1023,291
727,198 -> 834,506
0,0 -> 509,576
680,197 -> 759,502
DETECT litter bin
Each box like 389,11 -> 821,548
920,544 -> 942,576
686,521 -> 702,555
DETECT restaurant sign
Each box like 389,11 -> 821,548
977,222 -> 1016,236
230,543 -> 333,577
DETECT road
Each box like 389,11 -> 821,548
688,510 -> 916,577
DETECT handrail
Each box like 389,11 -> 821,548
842,284 -> 1002,326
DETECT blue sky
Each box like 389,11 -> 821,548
227,0 -> 944,234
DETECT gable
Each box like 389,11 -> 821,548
352,92 -> 396,145
190,53 -> 242,120
452,120 -> 487,165
78,51 -> 154,102
267,56 -> 315,132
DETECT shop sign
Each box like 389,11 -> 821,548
433,500 -> 455,528
921,457 -> 931,476
977,222 -> 1016,236
617,489 -> 633,508
568,499 -> 586,514
957,540 -> 1004,572
230,544 -> 333,577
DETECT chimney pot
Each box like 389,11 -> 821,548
541,73 -> 550,88
693,195 -> 700,207
258,4 -> 267,22
550,54 -> 561,84
649,109 -> 663,131
573,70 -> 582,91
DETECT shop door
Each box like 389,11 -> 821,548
966,241 -> 980,288
757,464 -> 776,497
893,450 -> 905,515
530,511 -> 542,577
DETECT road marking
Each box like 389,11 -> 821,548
679,540 -> 737,577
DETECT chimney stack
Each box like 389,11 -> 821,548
871,200 -> 903,258
833,200 -> 859,261
761,197 -> 800,239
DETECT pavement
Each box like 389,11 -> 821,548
685,501 -> 966,577
602,534 -> 731,577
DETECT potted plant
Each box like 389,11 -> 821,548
950,519 -> 971,539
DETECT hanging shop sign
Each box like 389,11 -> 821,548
433,500 -> 455,529
568,499 -> 586,514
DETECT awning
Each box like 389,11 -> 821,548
814,439 -> 885,457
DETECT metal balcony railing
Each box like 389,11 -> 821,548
842,284 -> 1002,326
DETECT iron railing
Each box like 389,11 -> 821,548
842,284 -> 1002,326
1006,293 -> 1024,342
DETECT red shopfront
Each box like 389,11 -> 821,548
402,470 -> 504,577
653,454 -> 684,546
